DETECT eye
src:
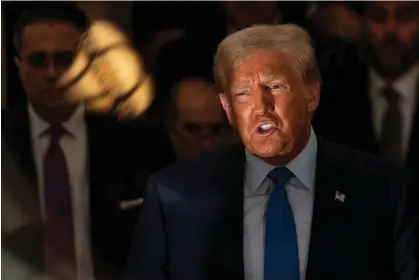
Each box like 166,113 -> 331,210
28,52 -> 47,68
269,84 -> 287,93
55,51 -> 75,68
366,6 -> 387,23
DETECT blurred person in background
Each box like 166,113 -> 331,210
150,1 -> 289,118
315,1 -> 419,175
130,2 -> 220,74
1,3 -> 153,279
165,76 -> 238,160
307,2 -> 363,43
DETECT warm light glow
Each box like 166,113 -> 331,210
59,20 -> 154,118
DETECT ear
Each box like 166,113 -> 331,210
307,82 -> 320,113
14,56 -> 23,69
219,93 -> 235,126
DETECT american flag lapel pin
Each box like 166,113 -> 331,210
334,191 -> 346,202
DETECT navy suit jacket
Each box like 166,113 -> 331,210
126,139 -> 418,280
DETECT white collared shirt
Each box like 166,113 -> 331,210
369,64 -> 419,161
243,127 -> 317,280
28,104 -> 94,280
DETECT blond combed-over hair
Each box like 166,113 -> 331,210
213,24 -> 321,94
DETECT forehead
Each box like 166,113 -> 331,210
366,1 -> 418,13
21,22 -> 81,53
230,52 -> 298,86
176,79 -> 224,121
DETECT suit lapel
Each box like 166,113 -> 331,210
406,77 -> 419,171
85,115 -> 110,278
305,139 -> 352,280
357,67 -> 380,153
86,115 -> 128,279
207,144 -> 245,280
2,109 -> 43,272
6,109 -> 39,186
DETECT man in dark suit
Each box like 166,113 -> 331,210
1,3 -> 163,280
126,24 -> 418,280
165,76 -> 237,160
314,1 -> 419,175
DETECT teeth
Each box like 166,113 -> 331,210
260,123 -> 273,130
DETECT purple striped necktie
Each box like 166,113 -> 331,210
43,125 -> 77,280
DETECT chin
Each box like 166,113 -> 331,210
250,141 -> 290,159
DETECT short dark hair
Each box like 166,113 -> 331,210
164,76 -> 216,127
13,2 -> 89,53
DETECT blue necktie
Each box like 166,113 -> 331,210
264,167 -> 299,280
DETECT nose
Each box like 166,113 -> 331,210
383,17 -> 397,34
44,62 -> 59,84
254,89 -> 274,114
201,137 -> 217,149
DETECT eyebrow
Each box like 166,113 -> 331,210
231,74 -> 286,91
260,73 -> 286,83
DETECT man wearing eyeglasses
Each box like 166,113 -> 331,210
165,76 -> 238,160
2,3 -> 150,280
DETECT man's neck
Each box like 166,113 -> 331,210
373,63 -> 419,85
30,103 -> 79,125
370,63 -> 419,90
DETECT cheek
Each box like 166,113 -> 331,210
277,96 -> 308,127
366,22 -> 385,42
22,68 -> 42,85
398,23 -> 419,44
232,103 -> 252,128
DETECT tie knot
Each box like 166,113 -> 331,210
267,167 -> 295,187
382,87 -> 400,103
45,125 -> 67,142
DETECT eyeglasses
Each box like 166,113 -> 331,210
175,122 -> 230,138
26,51 -> 75,69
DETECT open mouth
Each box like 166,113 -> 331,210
256,122 -> 276,136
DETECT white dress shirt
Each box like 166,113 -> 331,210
243,127 -> 317,280
28,104 -> 94,280
369,64 -> 419,161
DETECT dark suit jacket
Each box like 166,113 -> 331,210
126,139 -> 418,280
313,62 -> 419,175
1,108 -> 173,280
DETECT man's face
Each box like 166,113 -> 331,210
14,21 -> 81,107
221,1 -> 279,31
220,52 -> 319,161
363,1 -> 419,78
170,79 -> 234,159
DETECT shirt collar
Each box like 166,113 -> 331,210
369,63 -> 419,104
28,103 -> 86,139
244,126 -> 318,195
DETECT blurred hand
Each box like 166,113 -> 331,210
58,21 -> 154,119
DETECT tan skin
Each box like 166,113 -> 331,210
220,51 -> 320,166
14,21 -> 81,124
363,1 -> 419,82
